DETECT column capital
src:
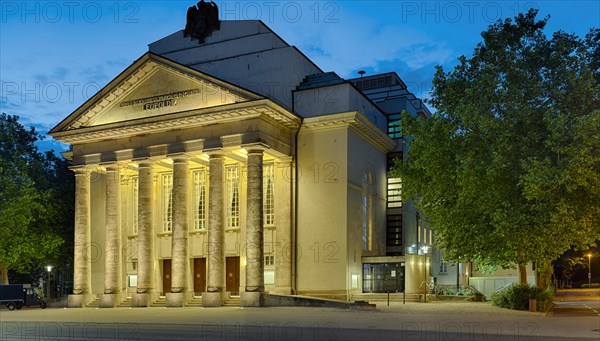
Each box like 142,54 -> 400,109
204,148 -> 227,159
170,154 -> 191,164
242,143 -> 269,154
135,159 -> 157,169
70,166 -> 93,178
101,161 -> 127,173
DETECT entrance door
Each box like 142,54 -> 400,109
226,257 -> 240,295
193,258 -> 206,294
162,259 -> 171,294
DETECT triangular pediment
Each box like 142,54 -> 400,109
50,53 -> 262,133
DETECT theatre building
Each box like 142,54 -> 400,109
50,5 -> 434,308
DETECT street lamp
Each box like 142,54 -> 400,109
46,265 -> 53,299
587,254 -> 592,287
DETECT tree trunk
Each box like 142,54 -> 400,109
518,264 -> 528,285
536,260 -> 553,289
516,249 -> 528,285
0,263 -> 8,284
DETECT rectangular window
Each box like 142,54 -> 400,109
388,113 -> 402,139
264,255 -> 275,266
162,173 -> 173,232
193,169 -> 207,230
263,163 -> 275,226
132,177 -> 138,235
226,165 -> 240,228
387,178 -> 402,208
440,260 -> 448,273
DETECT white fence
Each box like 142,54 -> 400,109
469,276 -> 536,299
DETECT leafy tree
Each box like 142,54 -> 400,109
394,10 -> 600,285
0,113 -> 66,284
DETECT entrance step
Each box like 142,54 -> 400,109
152,296 -> 166,307
187,296 -> 203,307
117,297 -> 132,308
223,296 -> 240,307
86,298 -> 99,308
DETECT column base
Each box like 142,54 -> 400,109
202,291 -> 226,307
166,292 -> 190,307
68,294 -> 93,308
240,292 -> 264,307
131,293 -> 150,307
99,293 -> 121,308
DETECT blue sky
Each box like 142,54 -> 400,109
1,1 -> 598,152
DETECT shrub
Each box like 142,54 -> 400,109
491,284 -> 554,312
581,283 -> 600,288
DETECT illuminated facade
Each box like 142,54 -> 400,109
50,19 -> 432,308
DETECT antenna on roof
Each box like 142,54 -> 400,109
358,70 -> 366,78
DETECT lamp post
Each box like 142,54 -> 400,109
587,254 -> 592,287
46,265 -> 53,299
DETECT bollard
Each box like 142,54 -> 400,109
387,291 -> 390,306
529,299 -> 537,312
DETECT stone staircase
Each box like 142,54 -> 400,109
223,295 -> 240,307
350,293 -> 423,303
117,297 -> 132,307
187,296 -> 203,307
86,298 -> 99,307
152,296 -> 166,307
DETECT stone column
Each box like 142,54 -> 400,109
100,164 -> 122,308
132,160 -> 155,307
241,149 -> 264,307
166,156 -> 189,307
68,167 -> 91,308
203,152 -> 226,307
274,158 -> 293,294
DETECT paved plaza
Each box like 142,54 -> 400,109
1,297 -> 599,341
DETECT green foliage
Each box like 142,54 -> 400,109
0,113 -> 72,283
491,284 -> 554,312
394,9 -> 600,273
581,283 -> 600,288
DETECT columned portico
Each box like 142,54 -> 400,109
166,156 -> 190,307
203,151 -> 226,307
68,167 -> 92,308
100,163 -> 122,307
132,160 -> 155,307
241,147 -> 265,306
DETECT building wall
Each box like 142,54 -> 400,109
150,21 -> 322,109
346,129 -> 388,294
296,126 -> 348,297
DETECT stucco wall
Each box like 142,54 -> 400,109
296,126 -> 348,296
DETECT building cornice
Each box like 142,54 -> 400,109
51,99 -> 301,144
301,112 -> 396,152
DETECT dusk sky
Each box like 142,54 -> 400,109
1,1 -> 598,152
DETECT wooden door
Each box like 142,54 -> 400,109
226,257 -> 240,295
193,258 -> 206,293
162,259 -> 171,294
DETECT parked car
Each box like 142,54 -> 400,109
0,284 -> 47,310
